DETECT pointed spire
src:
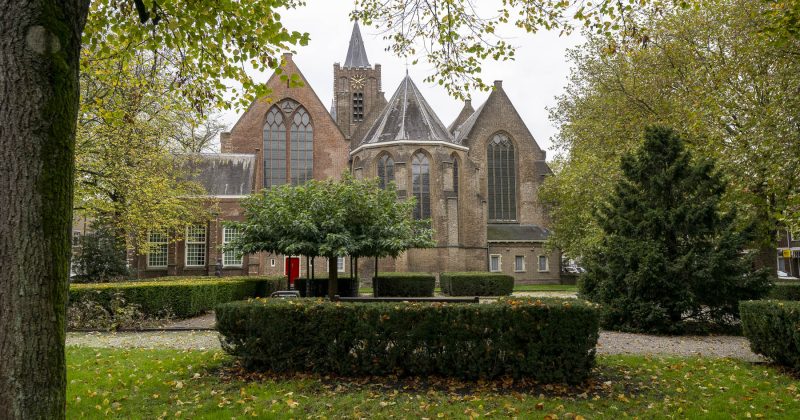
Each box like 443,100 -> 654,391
344,22 -> 370,68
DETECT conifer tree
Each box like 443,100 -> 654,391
580,126 -> 770,333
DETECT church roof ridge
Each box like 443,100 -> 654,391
344,22 -> 370,68
360,75 -> 454,146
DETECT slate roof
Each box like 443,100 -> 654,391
448,99 -> 475,135
183,153 -> 255,196
343,22 -> 370,68
452,102 -> 486,145
535,161 -> 553,177
360,75 -> 454,145
487,224 -> 550,242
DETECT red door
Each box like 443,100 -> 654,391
285,257 -> 300,289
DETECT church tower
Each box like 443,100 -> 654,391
333,22 -> 383,143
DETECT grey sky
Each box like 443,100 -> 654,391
219,1 -> 585,157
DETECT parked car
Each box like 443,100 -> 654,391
777,270 -> 799,281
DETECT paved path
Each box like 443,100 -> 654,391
66,330 -> 763,362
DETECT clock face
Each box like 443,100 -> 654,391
350,76 -> 365,90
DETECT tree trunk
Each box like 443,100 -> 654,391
327,256 -> 338,299
0,1 -> 89,418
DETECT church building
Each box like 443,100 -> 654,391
132,22 -> 561,284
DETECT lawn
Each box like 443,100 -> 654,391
67,347 -> 800,418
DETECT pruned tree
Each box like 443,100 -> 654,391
579,127 -> 770,333
229,174 -> 434,298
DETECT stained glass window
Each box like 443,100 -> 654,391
487,133 -> 517,221
264,103 -> 314,187
452,155 -> 459,194
377,154 -> 394,189
412,152 -> 430,220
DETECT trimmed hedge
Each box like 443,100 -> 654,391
740,300 -> 800,370
440,272 -> 514,296
217,297 -> 599,382
294,277 -> 359,297
373,272 -> 435,297
69,276 -> 285,318
768,282 -> 800,300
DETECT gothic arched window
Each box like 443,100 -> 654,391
487,133 -> 516,221
263,100 -> 313,187
377,154 -> 394,189
412,152 -> 430,220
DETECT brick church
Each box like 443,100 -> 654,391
132,23 -> 561,283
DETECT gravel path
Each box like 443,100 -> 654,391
66,329 -> 763,362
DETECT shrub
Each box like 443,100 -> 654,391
71,226 -> 129,282
67,291 -> 170,331
69,276 -> 284,319
294,277 -> 359,297
740,300 -> 800,370
217,297 -> 599,383
768,282 -> 800,300
373,272 -> 435,297
440,272 -> 514,296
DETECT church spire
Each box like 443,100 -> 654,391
344,22 -> 370,68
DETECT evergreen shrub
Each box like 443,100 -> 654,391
373,272 -> 435,297
440,272 -> 514,296
216,297 -> 599,382
69,276 -> 284,318
740,300 -> 800,370
768,282 -> 800,300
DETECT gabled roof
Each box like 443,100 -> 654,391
448,99 -> 475,135
344,22 -> 370,68
183,153 -> 255,197
452,102 -> 486,145
487,224 -> 550,242
360,75 -> 454,145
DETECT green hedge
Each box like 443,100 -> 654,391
740,300 -> 800,370
216,297 -> 599,382
294,277 -> 359,297
373,272 -> 435,297
440,272 -> 514,296
69,276 -> 285,318
768,282 -> 800,300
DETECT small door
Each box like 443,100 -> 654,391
285,257 -> 300,288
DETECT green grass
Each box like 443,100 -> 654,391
513,284 -> 578,292
67,347 -> 800,418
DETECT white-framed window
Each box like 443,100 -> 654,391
337,256 -> 346,273
514,255 -> 525,272
147,230 -> 168,268
185,225 -> 207,267
270,258 -> 276,267
222,226 -> 244,267
489,254 -> 501,272
538,255 -> 549,272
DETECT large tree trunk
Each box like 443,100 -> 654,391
0,1 -> 88,418
327,256 -> 338,299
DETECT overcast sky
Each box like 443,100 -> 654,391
219,1 -> 585,157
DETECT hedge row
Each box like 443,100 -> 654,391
373,272 -> 435,297
440,272 -> 514,296
216,297 -> 600,383
293,277 -> 359,297
740,300 -> 800,370
69,276 -> 285,318
768,282 -> 800,300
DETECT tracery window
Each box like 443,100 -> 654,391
377,154 -> 394,189
263,100 -> 313,187
412,152 -> 430,220
487,133 -> 517,221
